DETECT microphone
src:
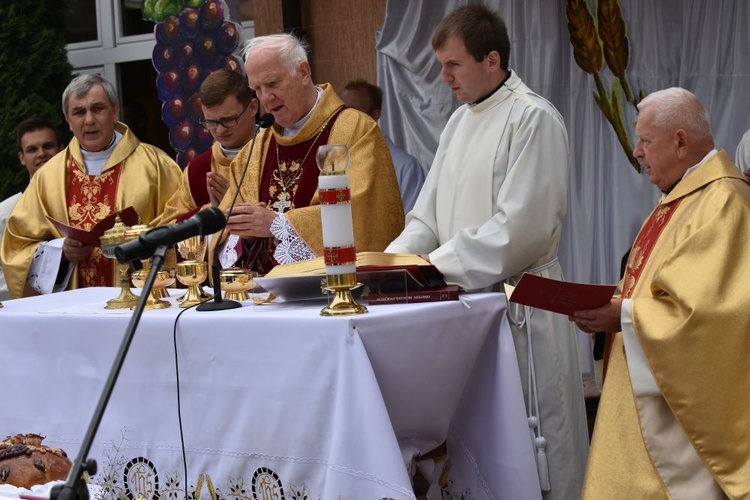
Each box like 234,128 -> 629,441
196,112 -> 275,311
114,207 -> 226,263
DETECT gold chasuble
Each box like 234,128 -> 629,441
1,123 -> 182,299
213,83 -> 404,274
583,150 -> 750,499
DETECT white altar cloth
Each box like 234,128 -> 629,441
0,288 -> 539,499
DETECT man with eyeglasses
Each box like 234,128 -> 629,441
159,69 -> 260,224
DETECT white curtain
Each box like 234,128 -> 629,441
376,0 -> 750,371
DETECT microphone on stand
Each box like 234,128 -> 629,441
196,112 -> 275,311
114,207 -> 226,264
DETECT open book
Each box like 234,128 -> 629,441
265,251 -> 444,287
46,206 -> 139,247
256,252 -> 447,301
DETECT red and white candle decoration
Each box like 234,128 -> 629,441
317,145 -> 356,276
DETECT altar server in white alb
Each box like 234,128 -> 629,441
386,5 -> 588,499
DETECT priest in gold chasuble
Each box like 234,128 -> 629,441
1,74 -> 182,299
216,33 -> 404,275
571,88 -> 750,499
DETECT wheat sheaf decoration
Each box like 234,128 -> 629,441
566,0 -> 645,172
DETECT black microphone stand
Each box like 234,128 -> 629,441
196,115 -> 273,312
50,245 -> 169,500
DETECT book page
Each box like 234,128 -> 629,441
265,251 -> 432,277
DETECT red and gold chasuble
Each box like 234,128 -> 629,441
602,198 -> 682,376
66,159 -> 122,288
252,108 -> 343,274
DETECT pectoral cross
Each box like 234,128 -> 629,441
273,191 -> 292,214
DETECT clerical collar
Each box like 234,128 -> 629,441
661,148 -> 718,196
80,131 -> 122,176
281,86 -> 324,137
80,132 -> 117,154
470,70 -> 512,106
220,144 -> 242,159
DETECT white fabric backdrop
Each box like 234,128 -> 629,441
376,0 -> 750,370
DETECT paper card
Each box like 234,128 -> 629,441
46,206 -> 139,247
505,273 -> 616,316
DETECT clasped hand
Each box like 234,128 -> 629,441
568,298 -> 623,334
225,202 -> 275,238
207,172 -> 229,207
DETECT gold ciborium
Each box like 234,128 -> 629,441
131,267 -> 176,310
219,268 -> 256,302
100,215 -> 140,309
175,235 -> 209,304
176,261 -> 209,307
125,223 -> 170,300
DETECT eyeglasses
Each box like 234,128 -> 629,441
199,102 -> 250,131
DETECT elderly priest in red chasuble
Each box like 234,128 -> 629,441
211,33 -> 404,275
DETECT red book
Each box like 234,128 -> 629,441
506,273 -> 615,315
46,206 -> 139,247
366,285 -> 460,305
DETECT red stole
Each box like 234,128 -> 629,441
603,198 -> 683,376
186,148 -> 213,209
66,159 -> 122,288
252,108 -> 343,274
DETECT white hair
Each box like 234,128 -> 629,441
637,87 -> 711,139
242,33 -> 309,75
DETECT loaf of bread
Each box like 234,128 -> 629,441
0,434 -> 72,489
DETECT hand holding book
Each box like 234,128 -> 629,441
505,273 -> 616,316
46,206 -> 139,247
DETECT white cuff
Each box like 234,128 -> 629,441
219,234 -> 240,269
28,238 -> 73,295
622,299 -> 661,396
270,214 -> 316,264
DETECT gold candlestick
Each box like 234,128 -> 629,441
320,273 -> 367,316
316,144 -> 367,316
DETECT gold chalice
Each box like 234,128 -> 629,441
124,223 -> 173,299
175,261 -> 210,308
177,235 -> 207,262
176,235 -> 208,303
100,215 -> 139,309
131,267 -> 176,310
219,268 -> 256,302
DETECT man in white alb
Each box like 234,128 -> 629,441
385,6 -> 588,499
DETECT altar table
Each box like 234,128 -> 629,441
0,288 -> 540,499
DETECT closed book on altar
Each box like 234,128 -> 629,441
367,285 -> 460,305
